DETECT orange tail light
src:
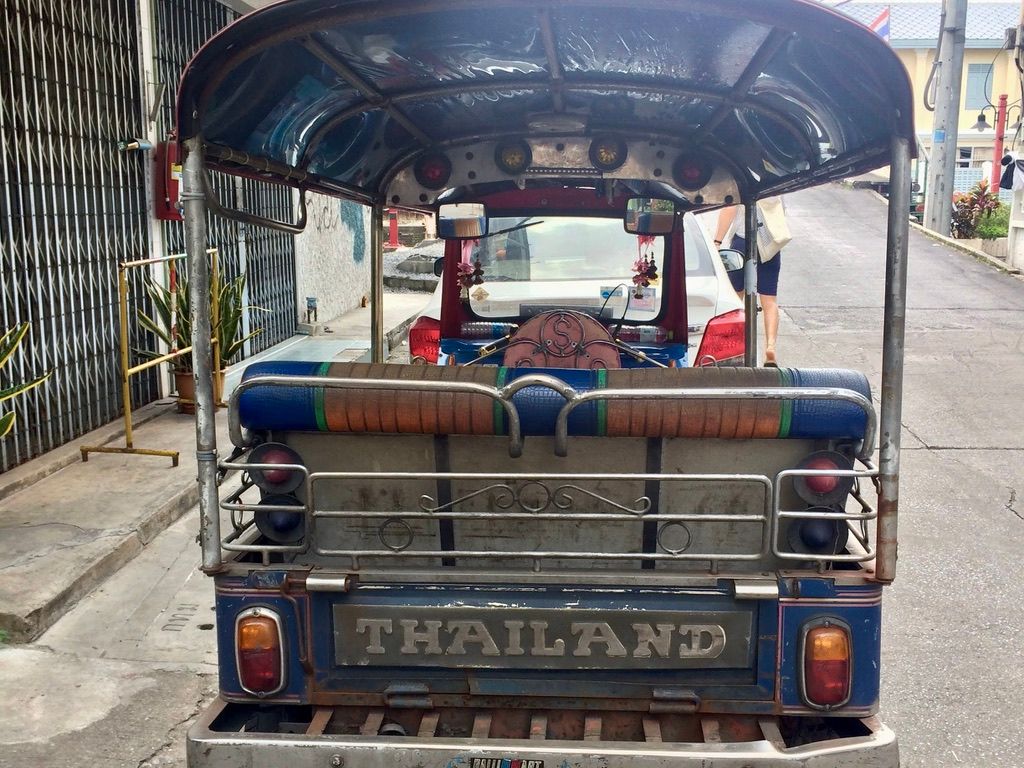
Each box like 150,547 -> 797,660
802,620 -> 851,709
235,608 -> 284,696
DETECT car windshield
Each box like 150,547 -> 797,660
467,216 -> 665,322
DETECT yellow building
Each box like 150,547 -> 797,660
839,1 -> 1020,183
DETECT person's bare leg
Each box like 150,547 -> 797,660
761,293 -> 779,364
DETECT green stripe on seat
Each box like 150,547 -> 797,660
494,367 -> 509,435
777,367 -> 792,438
314,361 -> 332,431
596,368 -> 607,435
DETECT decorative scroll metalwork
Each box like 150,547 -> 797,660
215,454 -> 881,572
418,482 -> 651,516
503,311 -> 622,369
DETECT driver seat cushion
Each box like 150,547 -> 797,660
238,362 -> 869,440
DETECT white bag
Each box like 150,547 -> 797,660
755,196 -> 791,261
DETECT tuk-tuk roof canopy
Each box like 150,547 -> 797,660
177,0 -> 915,206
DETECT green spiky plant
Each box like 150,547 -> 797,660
136,273 -> 264,372
1,324 -> 52,438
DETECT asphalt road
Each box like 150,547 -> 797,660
781,185 -> 1024,767
3,184 -> 1023,767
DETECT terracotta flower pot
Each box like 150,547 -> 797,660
174,369 -> 225,414
174,370 -> 196,414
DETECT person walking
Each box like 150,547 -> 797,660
713,198 -> 788,366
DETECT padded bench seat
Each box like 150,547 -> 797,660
237,362 -> 870,441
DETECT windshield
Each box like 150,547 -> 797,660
467,217 -> 665,322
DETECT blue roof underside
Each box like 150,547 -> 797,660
177,0 -> 916,202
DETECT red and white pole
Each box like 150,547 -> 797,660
992,93 -> 1008,189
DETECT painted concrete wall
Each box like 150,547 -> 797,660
293,192 -> 371,324
896,47 -> 1018,153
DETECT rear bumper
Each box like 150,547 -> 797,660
187,699 -> 898,768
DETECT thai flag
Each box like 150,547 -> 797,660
870,6 -> 891,41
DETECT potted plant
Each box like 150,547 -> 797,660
1,324 -> 51,437
137,272 -> 262,413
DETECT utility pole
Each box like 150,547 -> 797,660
923,0 -> 968,236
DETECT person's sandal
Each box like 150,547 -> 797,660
764,347 -> 778,368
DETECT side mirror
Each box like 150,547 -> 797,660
437,203 -> 488,239
624,197 -> 676,235
433,257 -> 444,277
718,248 -> 745,274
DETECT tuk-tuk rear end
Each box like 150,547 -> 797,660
174,2 -> 912,765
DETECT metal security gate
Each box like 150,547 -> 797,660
0,0 -> 299,473
154,0 -> 298,358
0,0 -> 154,472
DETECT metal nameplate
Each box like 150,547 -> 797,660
333,605 -> 752,669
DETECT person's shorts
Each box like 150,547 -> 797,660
727,235 -> 781,296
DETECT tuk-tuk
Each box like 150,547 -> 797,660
176,1 -> 911,765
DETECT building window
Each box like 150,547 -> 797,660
957,147 -> 973,168
965,63 -> 993,110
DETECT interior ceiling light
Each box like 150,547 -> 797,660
414,153 -> 453,190
494,140 -> 533,175
672,152 -> 714,191
588,136 -> 628,172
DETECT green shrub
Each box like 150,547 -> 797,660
975,202 -> 1010,240
951,179 -> 1001,238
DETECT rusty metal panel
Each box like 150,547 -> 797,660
333,605 -> 752,670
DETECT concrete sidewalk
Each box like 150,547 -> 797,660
0,292 -> 428,643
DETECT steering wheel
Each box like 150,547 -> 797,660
502,310 -> 622,369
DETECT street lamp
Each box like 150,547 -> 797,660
972,109 -> 993,132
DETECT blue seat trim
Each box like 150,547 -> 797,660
239,361 -> 324,433
784,368 -> 871,440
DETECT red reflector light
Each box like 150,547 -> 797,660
802,622 -> 851,708
247,442 -> 304,494
409,316 -> 441,363
260,447 -> 297,486
672,153 -> 714,191
414,154 -> 452,190
804,456 -> 840,494
236,609 -> 284,696
794,450 -> 854,505
694,309 -> 744,366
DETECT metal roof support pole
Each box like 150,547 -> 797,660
370,202 -> 385,363
183,137 -> 222,572
876,135 -> 911,584
743,203 -> 759,367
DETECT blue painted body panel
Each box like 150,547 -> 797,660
214,573 -> 883,716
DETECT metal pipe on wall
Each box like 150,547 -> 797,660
183,137 -> 222,572
876,135 -> 911,584
370,202 -> 385,363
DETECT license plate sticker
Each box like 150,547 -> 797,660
471,759 -> 544,768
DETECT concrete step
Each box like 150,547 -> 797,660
0,406 -> 221,643
0,294 -> 429,643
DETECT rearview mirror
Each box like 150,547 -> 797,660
624,197 -> 676,235
433,257 -> 444,277
437,203 -> 488,239
718,248 -> 745,274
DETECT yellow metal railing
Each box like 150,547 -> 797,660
81,249 -> 222,466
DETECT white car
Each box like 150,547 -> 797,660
409,211 -> 743,366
